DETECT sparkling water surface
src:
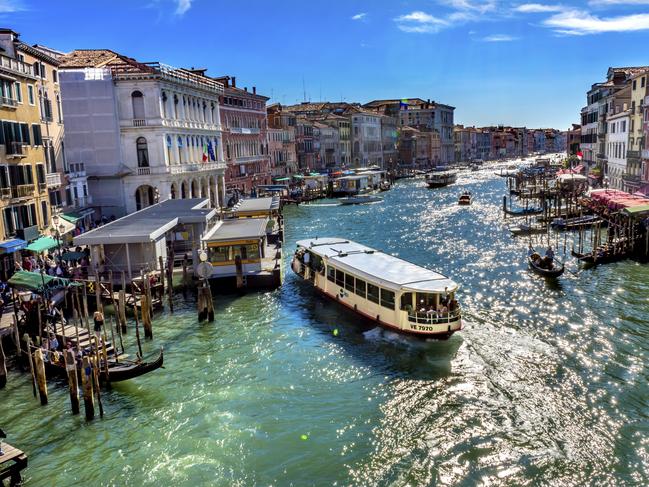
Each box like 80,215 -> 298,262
1,170 -> 648,486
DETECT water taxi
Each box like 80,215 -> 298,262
292,238 -> 462,338
339,194 -> 383,205
425,171 -> 457,188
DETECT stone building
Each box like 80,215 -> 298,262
59,50 -> 226,216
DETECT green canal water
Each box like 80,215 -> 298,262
1,170 -> 649,486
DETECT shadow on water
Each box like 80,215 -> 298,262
283,275 -> 461,380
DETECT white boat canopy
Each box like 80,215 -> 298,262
296,237 -> 458,293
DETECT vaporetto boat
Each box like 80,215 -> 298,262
292,238 -> 462,338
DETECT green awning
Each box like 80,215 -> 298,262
25,236 -> 59,253
273,177 -> 290,182
26,237 -> 59,253
61,212 -> 82,223
8,270 -> 80,293
293,175 -> 304,179
623,204 -> 649,216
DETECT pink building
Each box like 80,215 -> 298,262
216,76 -> 271,194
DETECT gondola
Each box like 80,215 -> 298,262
504,207 -> 543,216
528,253 -> 564,278
551,215 -> 602,231
509,223 -> 546,236
44,348 -> 164,383
571,249 -> 626,266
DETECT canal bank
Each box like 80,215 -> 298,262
0,170 -> 648,485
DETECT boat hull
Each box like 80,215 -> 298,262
528,256 -> 564,277
292,259 -> 460,339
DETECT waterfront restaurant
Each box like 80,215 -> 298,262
74,199 -> 216,279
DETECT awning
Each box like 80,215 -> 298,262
8,270 -> 81,293
52,217 -> 76,236
623,204 -> 649,216
0,238 -> 27,253
25,236 -> 59,253
60,208 -> 94,224
273,177 -> 290,182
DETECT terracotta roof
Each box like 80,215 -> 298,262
59,49 -> 124,68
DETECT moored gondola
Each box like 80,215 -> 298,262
504,207 -> 543,217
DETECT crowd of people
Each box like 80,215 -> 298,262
15,246 -> 91,280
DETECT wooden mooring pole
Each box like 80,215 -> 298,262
33,347 -> 48,406
197,281 -> 214,322
119,271 -> 127,333
81,355 -> 94,420
166,256 -> 174,313
64,349 -> 80,415
0,335 -> 6,388
140,271 -> 153,339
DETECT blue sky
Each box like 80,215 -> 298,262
4,0 -> 649,129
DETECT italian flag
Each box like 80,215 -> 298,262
202,143 -> 208,162
576,151 -> 583,161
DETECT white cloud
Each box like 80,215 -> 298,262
482,33 -> 518,41
440,0 -> 498,13
544,9 -> 649,34
394,11 -> 449,33
175,0 -> 192,15
351,12 -> 367,21
514,3 -> 565,13
0,0 -> 26,13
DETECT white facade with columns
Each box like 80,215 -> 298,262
60,61 -> 227,217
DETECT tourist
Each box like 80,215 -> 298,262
527,243 -> 535,257
93,310 -> 104,339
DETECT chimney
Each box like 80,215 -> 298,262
231,76 -> 236,87
244,87 -> 248,92
253,86 -> 256,95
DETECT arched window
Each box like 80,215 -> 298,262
136,137 -> 149,167
131,90 -> 145,119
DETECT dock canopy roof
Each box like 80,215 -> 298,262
296,237 -> 458,293
74,198 -> 215,245
232,197 -> 280,215
203,218 -> 269,243
8,270 -> 80,293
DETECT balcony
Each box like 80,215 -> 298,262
0,54 -> 36,79
5,141 -> 26,158
133,119 -> 146,127
233,155 -> 268,164
11,184 -> 35,199
66,163 -> 87,179
46,172 -> 62,188
627,150 -> 641,161
0,96 -> 16,109
229,127 -> 261,135
0,187 -> 10,199
134,162 -> 226,176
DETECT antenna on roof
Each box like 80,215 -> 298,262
302,76 -> 306,103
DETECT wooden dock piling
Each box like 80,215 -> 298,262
0,336 -> 6,388
197,282 -> 214,322
33,348 -> 48,406
81,355 -> 94,420
64,349 -> 80,415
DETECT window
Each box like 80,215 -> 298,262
367,283 -> 380,304
27,85 -> 34,105
131,90 -> 145,119
41,201 -> 48,225
643,77 -> 646,88
335,269 -> 344,287
136,137 -> 149,167
327,266 -> 335,282
400,292 -> 413,310
56,94 -> 62,123
15,82 -> 21,103
633,80 -> 637,90
355,278 -> 366,298
32,62 -> 39,77
380,289 -> 395,309
345,274 -> 355,292
20,123 -> 30,145
36,164 -> 45,185
52,70 -> 58,83
32,124 -> 42,146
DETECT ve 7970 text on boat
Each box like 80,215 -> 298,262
292,238 -> 462,339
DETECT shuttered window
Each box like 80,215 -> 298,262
32,124 -> 42,145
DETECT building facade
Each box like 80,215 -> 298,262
0,29 -> 54,275
606,109 -> 630,190
266,103 -> 298,177
626,70 -> 648,191
351,111 -> 382,167
60,50 -> 226,216
216,77 -> 270,194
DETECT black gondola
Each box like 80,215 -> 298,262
45,348 -> 164,383
528,253 -> 564,278
504,207 -> 543,216
571,249 -> 626,266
